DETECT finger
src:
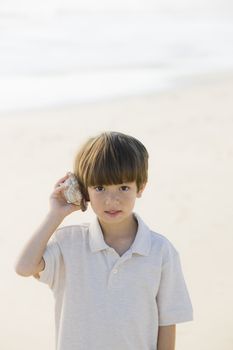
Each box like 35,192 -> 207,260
54,173 -> 70,189
54,183 -> 68,193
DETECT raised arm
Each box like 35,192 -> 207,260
14,173 -> 81,277
157,325 -> 176,350
14,211 -> 65,276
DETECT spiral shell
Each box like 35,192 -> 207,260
62,172 -> 88,211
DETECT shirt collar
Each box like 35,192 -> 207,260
88,212 -> 151,256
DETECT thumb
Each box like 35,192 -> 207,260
54,183 -> 68,193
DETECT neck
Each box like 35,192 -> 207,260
98,213 -> 138,241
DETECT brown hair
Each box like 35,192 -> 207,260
73,131 -> 149,201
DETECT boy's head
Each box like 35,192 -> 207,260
73,131 -> 149,202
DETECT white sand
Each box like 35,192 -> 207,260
1,72 -> 233,349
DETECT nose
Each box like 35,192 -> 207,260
104,192 -> 120,206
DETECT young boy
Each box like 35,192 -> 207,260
15,131 -> 193,350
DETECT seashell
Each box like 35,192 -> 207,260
62,172 -> 88,211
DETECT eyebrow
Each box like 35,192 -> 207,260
91,183 -> 133,187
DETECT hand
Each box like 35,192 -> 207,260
49,173 -> 82,217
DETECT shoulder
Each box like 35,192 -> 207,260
149,229 -> 179,264
52,222 -> 90,245
150,230 -> 178,253
135,212 -> 179,263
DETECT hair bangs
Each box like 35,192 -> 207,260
86,148 -> 138,187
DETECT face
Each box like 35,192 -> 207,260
87,181 -> 146,224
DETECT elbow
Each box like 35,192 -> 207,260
14,261 -> 34,277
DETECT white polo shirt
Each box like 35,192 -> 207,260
35,212 -> 193,350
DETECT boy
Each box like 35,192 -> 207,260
15,131 -> 193,350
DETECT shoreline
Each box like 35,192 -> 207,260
1,69 -> 233,119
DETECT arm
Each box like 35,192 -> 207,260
14,173 -> 80,277
14,211 -> 65,277
157,325 -> 176,350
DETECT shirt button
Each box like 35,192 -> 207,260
113,269 -> 118,274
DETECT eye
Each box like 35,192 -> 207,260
120,185 -> 130,192
94,186 -> 105,192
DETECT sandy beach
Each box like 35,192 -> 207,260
1,71 -> 233,349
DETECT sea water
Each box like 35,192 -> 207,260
0,9 -> 233,112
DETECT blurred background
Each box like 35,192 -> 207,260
1,0 -> 233,112
1,1 -> 233,349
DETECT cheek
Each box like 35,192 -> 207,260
128,190 -> 137,198
89,193 -> 103,206
124,193 -> 137,203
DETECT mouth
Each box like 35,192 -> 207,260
104,210 -> 122,217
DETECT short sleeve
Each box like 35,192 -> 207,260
156,244 -> 193,326
34,235 -> 64,293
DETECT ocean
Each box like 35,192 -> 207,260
0,9 -> 233,112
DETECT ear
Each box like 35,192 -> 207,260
136,182 -> 147,198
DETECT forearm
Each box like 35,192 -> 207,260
14,211 -> 64,276
157,325 -> 176,350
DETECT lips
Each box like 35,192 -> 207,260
104,210 -> 122,216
